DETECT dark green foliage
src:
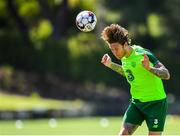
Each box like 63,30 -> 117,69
0,0 -> 180,101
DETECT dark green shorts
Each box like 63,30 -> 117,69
123,98 -> 167,131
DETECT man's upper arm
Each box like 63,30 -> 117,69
145,49 -> 159,66
144,49 -> 170,80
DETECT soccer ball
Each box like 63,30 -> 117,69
76,10 -> 97,32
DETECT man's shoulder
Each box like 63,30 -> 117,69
132,45 -> 154,56
132,45 -> 146,54
132,45 -> 159,65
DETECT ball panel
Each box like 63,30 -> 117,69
76,10 -> 97,32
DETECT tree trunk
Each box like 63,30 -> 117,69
6,0 -> 32,46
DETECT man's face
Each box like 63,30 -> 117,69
109,42 -> 126,59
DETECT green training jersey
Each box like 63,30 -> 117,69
121,45 -> 166,102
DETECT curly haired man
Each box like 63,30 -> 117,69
101,24 -> 170,136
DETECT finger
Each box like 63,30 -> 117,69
101,58 -> 105,63
141,60 -> 145,65
103,54 -> 109,61
104,55 -> 108,61
101,54 -> 108,63
144,54 -> 148,60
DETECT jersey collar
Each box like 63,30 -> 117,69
123,47 -> 135,60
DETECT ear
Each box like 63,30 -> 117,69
123,42 -> 128,49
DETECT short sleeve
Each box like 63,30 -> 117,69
145,49 -> 159,66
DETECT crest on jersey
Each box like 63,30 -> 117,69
153,119 -> 159,128
131,62 -> 136,67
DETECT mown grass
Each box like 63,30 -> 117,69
0,116 -> 180,135
0,92 -> 180,135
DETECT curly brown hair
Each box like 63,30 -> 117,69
101,24 -> 131,45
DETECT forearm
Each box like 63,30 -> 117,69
107,62 -> 125,76
149,66 -> 170,80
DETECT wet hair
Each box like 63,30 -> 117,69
101,24 -> 131,45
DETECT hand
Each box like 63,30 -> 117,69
141,54 -> 151,70
101,54 -> 111,67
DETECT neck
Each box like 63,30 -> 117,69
125,45 -> 133,57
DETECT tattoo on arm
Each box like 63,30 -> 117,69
149,62 -> 170,80
108,62 -> 125,76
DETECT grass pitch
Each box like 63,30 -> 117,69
0,116 -> 180,135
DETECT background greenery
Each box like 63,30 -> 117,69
0,0 -> 180,135
0,0 -> 180,113
0,116 -> 180,135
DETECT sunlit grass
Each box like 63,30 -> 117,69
0,116 -> 180,135
0,92 -> 83,111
